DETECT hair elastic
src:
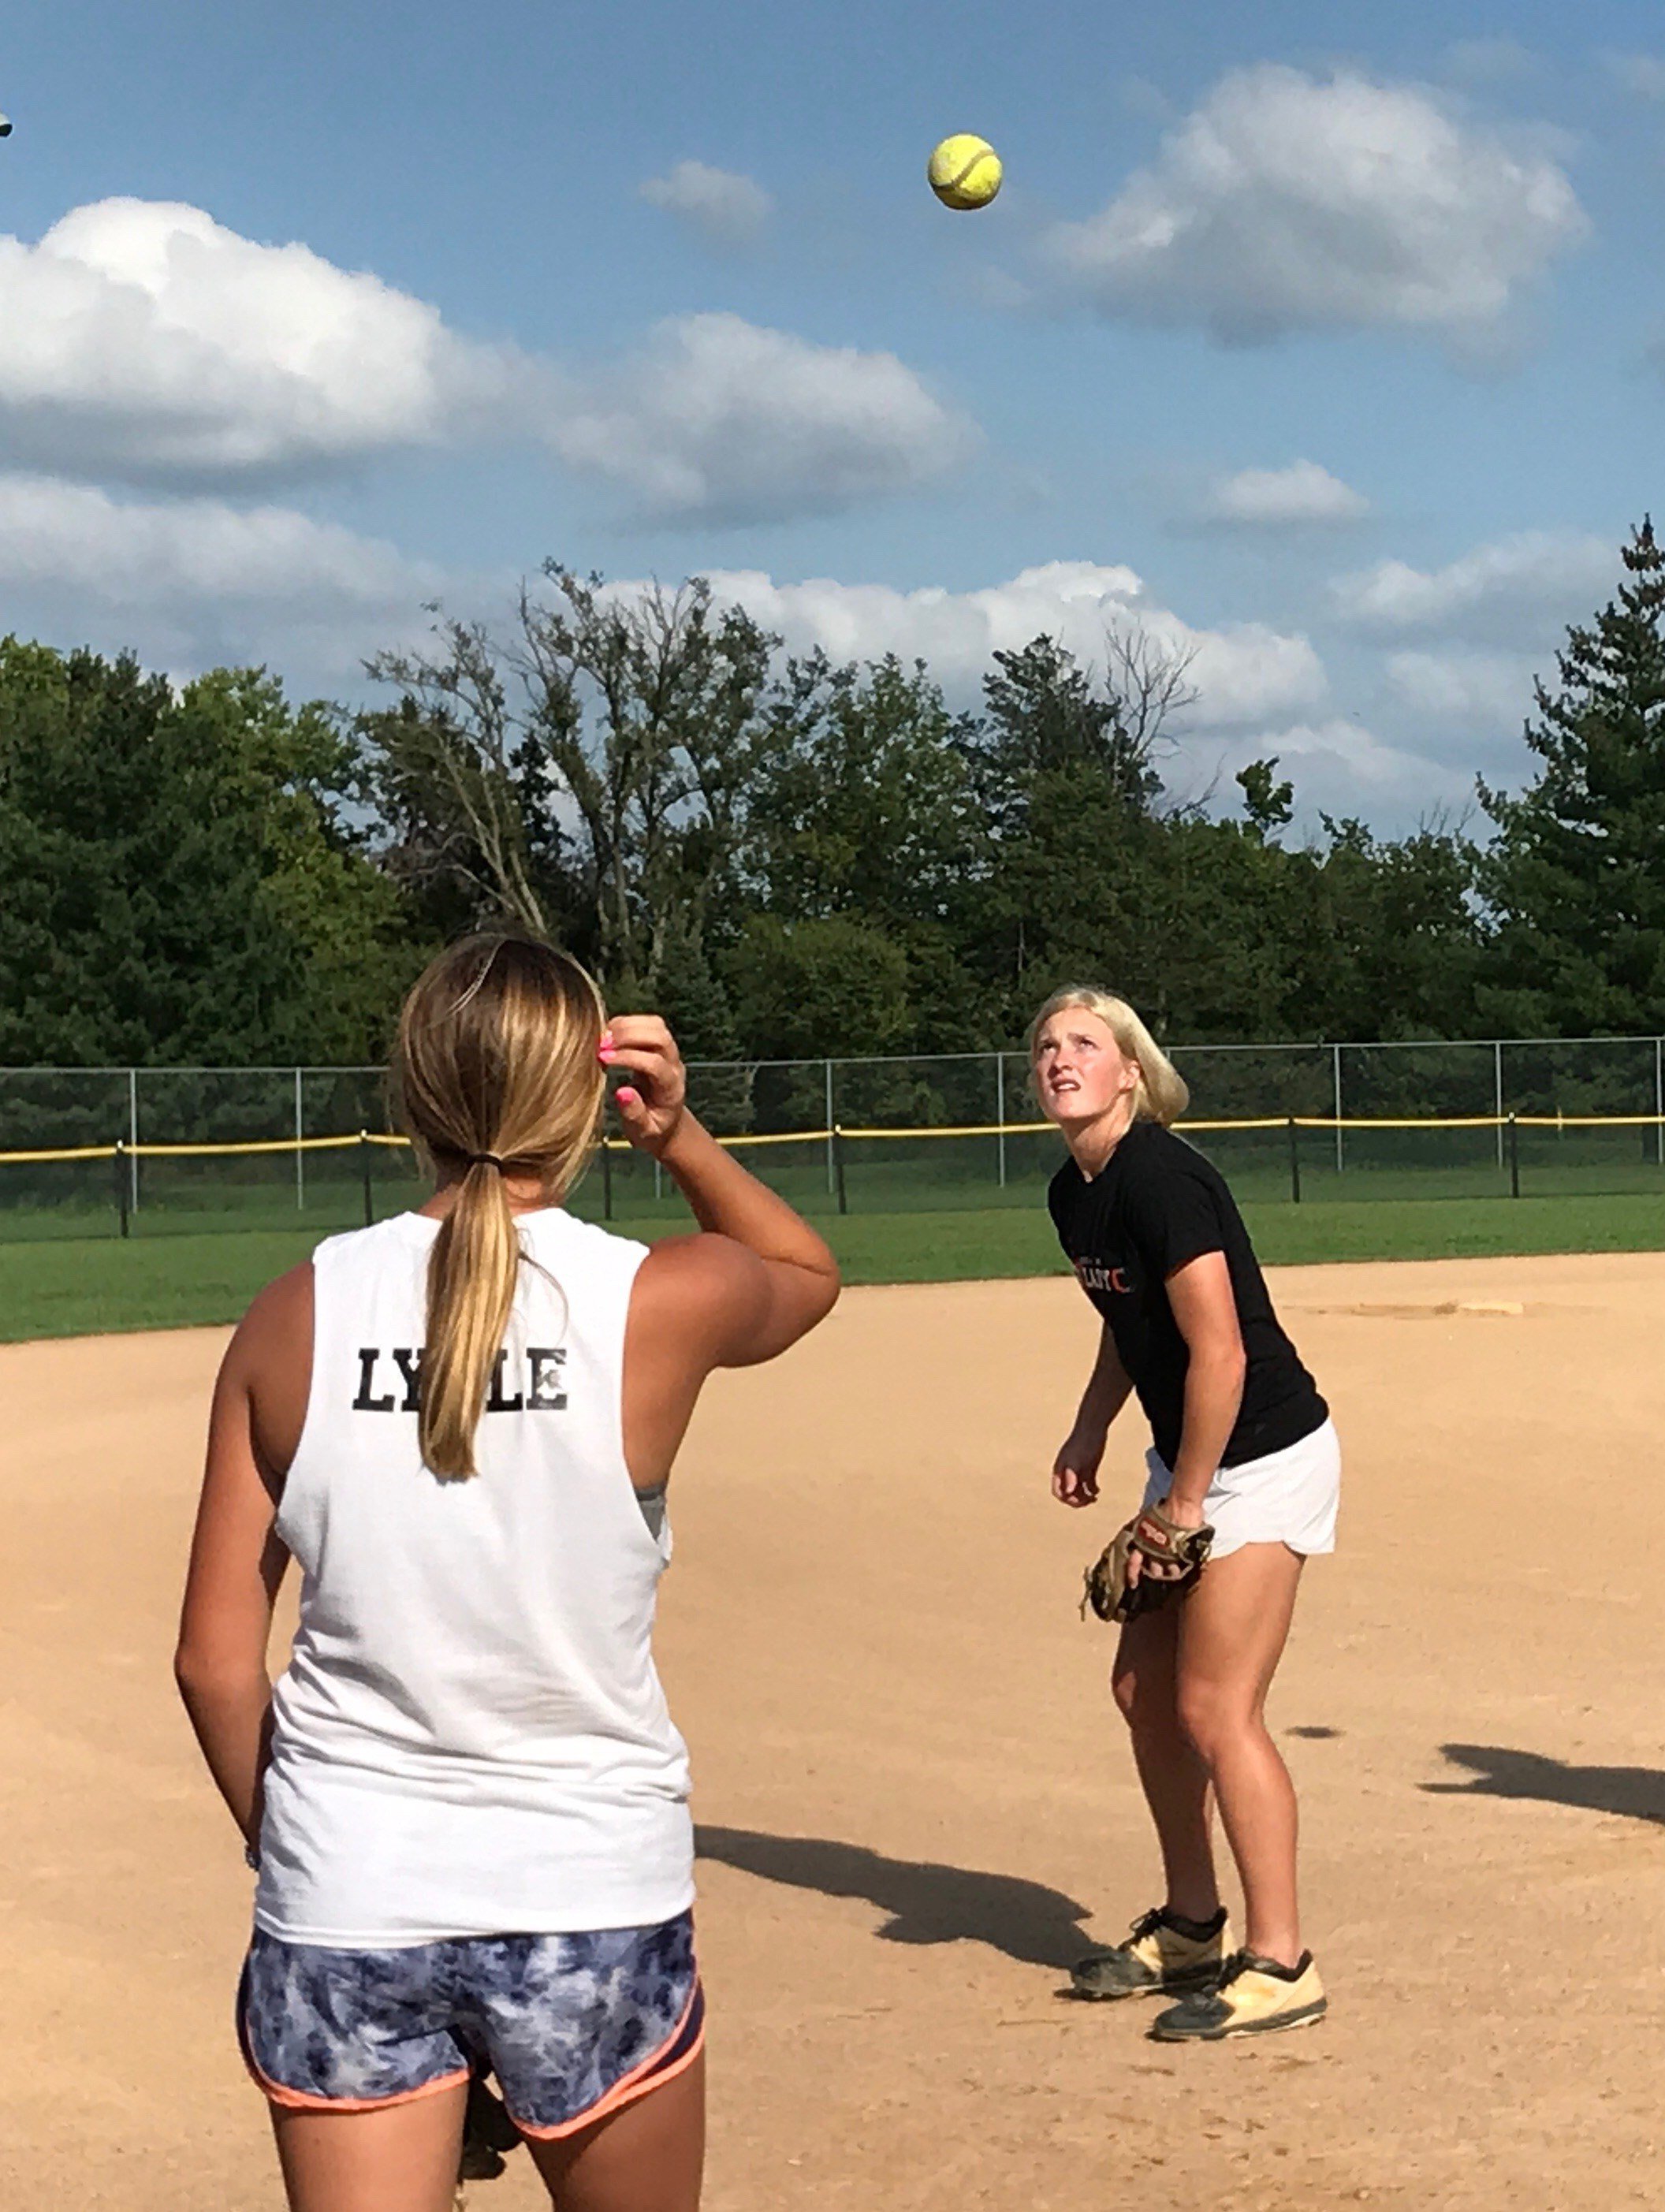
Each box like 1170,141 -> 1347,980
467,1153 -> 506,1171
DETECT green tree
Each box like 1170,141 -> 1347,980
1477,520 -> 1665,1033
742,651 -> 988,1048
359,569 -> 775,1021
957,637 -> 1179,1037
0,642 -> 415,1064
721,914 -> 912,1060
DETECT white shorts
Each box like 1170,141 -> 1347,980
1142,1418 -> 1340,1562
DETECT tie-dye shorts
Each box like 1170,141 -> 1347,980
237,1911 -> 702,2138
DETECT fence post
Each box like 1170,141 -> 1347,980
601,1137 -> 613,1221
1507,1112 -> 1520,1200
1656,1038 -> 1663,1169
114,1140 -> 130,1238
825,1060 -> 836,1198
1332,1045 -> 1343,1175
359,1131 -> 374,1228
294,1067 -> 305,1213
1287,1116 -> 1302,1205
1496,1040 -> 1506,1171
833,1126 -> 848,1216
128,1067 -> 140,1217
996,1052 -> 1007,1190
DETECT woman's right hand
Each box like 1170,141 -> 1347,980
1052,1428 -> 1105,1507
601,1016 -> 688,1158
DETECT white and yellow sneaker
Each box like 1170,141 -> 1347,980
1070,1905 -> 1232,2001
1149,1948 -> 1327,2039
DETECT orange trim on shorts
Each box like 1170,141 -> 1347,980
509,1978 -> 706,2142
240,2027 -> 471,2116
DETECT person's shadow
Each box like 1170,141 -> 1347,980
695,1826 -> 1092,1969
1426,1744 -> 1665,1824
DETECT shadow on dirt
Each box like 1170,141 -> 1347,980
695,1827 -> 1093,1968
1426,1744 -> 1665,1824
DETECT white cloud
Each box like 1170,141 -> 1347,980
1201,718 -> 1472,818
676,558 -> 1326,728
1044,65 -> 1585,347
1385,646 -> 1533,726
552,313 -> 974,522
1332,531 -> 1615,642
0,199 -> 972,523
0,199 -> 523,482
640,160 -> 773,242
1209,460 -> 1369,526
0,472 -> 445,684
1603,53 -> 1665,100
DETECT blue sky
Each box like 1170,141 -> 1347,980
3,0 -> 1665,826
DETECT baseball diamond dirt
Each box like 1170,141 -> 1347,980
2,1254 -> 1660,2209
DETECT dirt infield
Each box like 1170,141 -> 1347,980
2,1253 -> 1661,2210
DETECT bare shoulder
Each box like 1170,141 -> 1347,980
631,1232 -> 773,1358
218,1256 -> 314,1389
225,1261 -> 315,1372
635,1232 -> 768,1316
218,1260 -> 315,1481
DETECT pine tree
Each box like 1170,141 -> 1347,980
1479,520 -> 1665,1033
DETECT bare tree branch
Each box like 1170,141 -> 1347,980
1101,621 -> 1201,762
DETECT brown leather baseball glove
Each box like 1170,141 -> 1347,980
1082,1502 -> 1216,1624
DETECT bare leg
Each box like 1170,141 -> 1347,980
1112,1605 -> 1219,1922
270,2079 -> 468,2212
523,2050 -> 706,2212
1174,1544 -> 1305,1965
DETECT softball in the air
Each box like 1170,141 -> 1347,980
928,134 -> 1002,210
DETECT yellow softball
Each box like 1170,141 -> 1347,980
928,134 -> 1003,211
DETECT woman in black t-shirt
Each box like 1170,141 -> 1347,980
1034,985 -> 1339,2042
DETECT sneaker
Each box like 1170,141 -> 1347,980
1149,1948 -> 1327,2040
1070,1905 -> 1232,2001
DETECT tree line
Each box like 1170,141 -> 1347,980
4,523 -> 1664,1070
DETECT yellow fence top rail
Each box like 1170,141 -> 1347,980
0,1143 -> 118,1164
6,1109 -> 1665,1169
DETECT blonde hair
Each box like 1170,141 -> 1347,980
393,933 -> 606,1480
1027,985 -> 1190,1127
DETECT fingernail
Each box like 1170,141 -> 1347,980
616,1086 -> 638,1104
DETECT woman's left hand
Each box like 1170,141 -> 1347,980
1129,1491 -> 1208,1586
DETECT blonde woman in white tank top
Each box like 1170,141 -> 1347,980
175,935 -> 840,2212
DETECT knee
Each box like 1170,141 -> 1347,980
1112,1663 -> 1164,1734
1175,1679 -> 1247,1763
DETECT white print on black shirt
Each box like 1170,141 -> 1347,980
1073,1258 -> 1131,1295
352,1346 -> 567,1413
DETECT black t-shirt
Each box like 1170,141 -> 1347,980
1048,1120 -> 1327,1470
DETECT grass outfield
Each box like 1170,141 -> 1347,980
5,1190 -> 1665,1342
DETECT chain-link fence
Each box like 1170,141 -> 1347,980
4,1037 -> 1665,1241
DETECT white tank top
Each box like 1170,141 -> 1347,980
254,1206 -> 694,1947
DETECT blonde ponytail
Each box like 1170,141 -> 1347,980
393,934 -> 606,1480
418,1161 -> 523,1479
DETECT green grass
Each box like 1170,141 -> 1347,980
5,1190 -> 1665,1342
